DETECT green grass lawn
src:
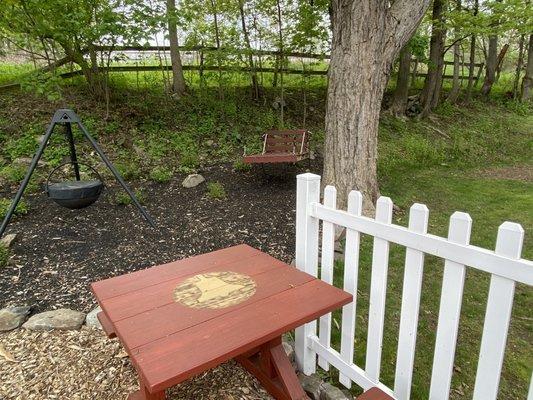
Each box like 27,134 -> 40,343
321,168 -> 532,399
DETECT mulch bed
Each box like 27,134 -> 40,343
0,327 -> 273,400
1,162 -> 317,312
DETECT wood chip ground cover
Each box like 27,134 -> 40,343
0,328 -> 273,400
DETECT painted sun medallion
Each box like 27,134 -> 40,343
173,271 -> 257,309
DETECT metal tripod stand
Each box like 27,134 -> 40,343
0,109 -> 156,238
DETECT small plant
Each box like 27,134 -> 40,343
233,159 -> 251,172
0,243 -> 8,269
115,160 -> 141,181
149,166 -> 173,183
206,181 -> 226,200
0,165 -> 26,183
0,198 -> 29,219
114,189 -> 146,206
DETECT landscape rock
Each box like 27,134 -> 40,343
0,234 -> 17,248
282,341 -> 295,363
85,306 -> 102,329
182,174 -> 205,188
298,373 -> 323,400
13,157 -> 46,167
320,382 -> 352,400
22,308 -> 85,331
0,306 -> 31,331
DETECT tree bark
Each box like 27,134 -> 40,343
447,0 -> 462,103
238,0 -> 259,99
521,34 -> 533,101
495,43 -> 509,82
420,0 -> 446,116
167,0 -> 187,96
465,0 -> 479,101
513,34 -> 525,98
481,35 -> 498,95
389,46 -> 412,116
323,0 -> 430,212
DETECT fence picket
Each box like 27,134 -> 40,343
293,174 -> 532,399
429,212 -> 472,399
339,190 -> 362,388
365,196 -> 393,382
394,203 -> 429,400
473,222 -> 524,400
294,173 -> 321,375
318,185 -> 337,370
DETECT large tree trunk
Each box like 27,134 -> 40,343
481,35 -> 499,96
420,0 -> 446,116
389,46 -> 412,116
167,0 -> 187,97
324,0 -> 430,212
521,34 -> 533,101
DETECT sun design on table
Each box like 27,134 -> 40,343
173,271 -> 257,309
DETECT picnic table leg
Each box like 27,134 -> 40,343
236,336 -> 309,400
128,378 -> 166,400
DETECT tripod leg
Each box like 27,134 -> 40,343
76,122 -> 156,228
65,122 -> 81,181
0,123 -> 56,238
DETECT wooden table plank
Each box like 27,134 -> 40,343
131,279 -> 352,392
91,244 -> 261,300
100,252 -> 288,323
114,265 -> 315,351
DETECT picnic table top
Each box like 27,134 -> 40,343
91,244 -> 351,393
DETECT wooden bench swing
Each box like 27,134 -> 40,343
243,129 -> 310,165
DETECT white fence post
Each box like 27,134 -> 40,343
295,173 -> 320,375
394,203 -> 429,400
429,212 -> 472,399
365,196 -> 394,382
318,185 -> 337,371
473,222 -> 524,400
339,190 -> 362,388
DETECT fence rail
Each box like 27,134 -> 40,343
294,173 -> 532,400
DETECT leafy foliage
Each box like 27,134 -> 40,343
206,181 -> 226,199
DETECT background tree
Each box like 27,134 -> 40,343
323,0 -> 431,211
420,0 -> 447,116
167,0 -> 187,97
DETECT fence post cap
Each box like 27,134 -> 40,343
297,173 -> 321,181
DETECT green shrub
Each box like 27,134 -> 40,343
0,244 -> 8,268
233,159 -> 251,172
0,165 -> 26,183
114,189 -> 146,206
149,166 -> 173,183
115,160 -> 141,181
207,181 -> 226,200
0,198 -> 29,219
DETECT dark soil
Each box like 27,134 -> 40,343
1,162 -> 319,313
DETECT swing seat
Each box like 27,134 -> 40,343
243,129 -> 310,164
46,180 -> 104,209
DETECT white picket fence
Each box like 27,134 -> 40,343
293,173 -> 533,400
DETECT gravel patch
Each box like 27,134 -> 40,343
0,328 -> 273,400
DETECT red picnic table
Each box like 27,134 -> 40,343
91,244 -> 352,400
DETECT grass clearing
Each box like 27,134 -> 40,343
322,168 -> 532,399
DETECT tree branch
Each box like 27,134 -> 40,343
388,0 -> 432,46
